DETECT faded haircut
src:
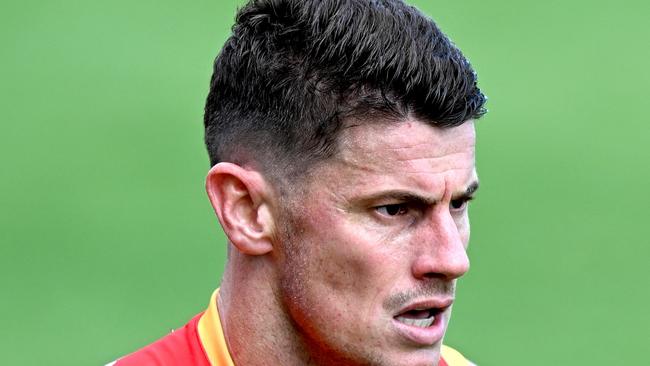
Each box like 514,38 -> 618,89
204,0 -> 486,183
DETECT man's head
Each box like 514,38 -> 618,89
204,0 -> 485,185
204,1 -> 485,365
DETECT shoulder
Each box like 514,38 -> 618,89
441,345 -> 478,366
108,313 -> 210,366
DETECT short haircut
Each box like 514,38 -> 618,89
204,0 -> 486,182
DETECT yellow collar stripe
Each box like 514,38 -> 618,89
197,289 -> 235,366
441,344 -> 470,366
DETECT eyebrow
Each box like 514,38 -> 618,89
455,181 -> 480,200
358,180 -> 480,206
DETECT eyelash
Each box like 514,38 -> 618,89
375,203 -> 410,217
375,197 -> 474,217
450,197 -> 474,211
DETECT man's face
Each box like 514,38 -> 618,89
275,119 -> 477,366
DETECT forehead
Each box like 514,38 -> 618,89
304,118 -> 477,200
339,119 -> 475,163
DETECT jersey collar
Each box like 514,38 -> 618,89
197,289 -> 235,366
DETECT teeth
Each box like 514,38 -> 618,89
396,315 -> 435,328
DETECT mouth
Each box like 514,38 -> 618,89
392,299 -> 453,345
394,308 -> 439,328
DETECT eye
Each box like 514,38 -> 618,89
376,203 -> 409,216
450,197 -> 472,212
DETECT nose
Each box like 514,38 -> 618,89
411,206 -> 470,281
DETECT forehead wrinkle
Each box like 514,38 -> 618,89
378,153 -> 475,178
342,135 -> 475,168
346,136 -> 474,154
333,147 -> 475,191
339,140 -> 474,168
321,119 -> 476,197
392,151 -> 475,164
327,163 -> 474,201
332,153 -> 379,174
402,167 -> 475,177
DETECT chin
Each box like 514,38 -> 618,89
379,348 -> 440,366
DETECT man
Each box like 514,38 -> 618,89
111,0 -> 486,365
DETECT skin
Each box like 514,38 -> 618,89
207,118 -> 478,366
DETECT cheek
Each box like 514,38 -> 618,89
278,216 -> 398,342
454,212 -> 471,248
297,210 -> 398,304
461,229 -> 470,249
311,227 -> 381,293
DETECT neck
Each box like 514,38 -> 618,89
218,254 -> 315,366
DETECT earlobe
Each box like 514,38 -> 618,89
205,163 -> 274,256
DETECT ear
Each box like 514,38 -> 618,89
205,162 -> 275,256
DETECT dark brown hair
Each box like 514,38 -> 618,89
204,0 -> 486,179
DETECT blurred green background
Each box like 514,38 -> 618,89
1,0 -> 648,364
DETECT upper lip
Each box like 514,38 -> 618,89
394,298 -> 454,316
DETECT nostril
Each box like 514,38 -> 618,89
411,249 -> 470,280
421,272 -> 445,280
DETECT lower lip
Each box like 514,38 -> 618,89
392,311 -> 446,345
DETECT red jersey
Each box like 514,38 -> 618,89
110,290 -> 471,366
